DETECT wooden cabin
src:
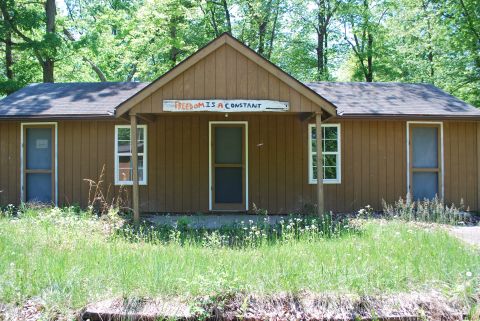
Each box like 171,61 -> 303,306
1,33 -> 479,220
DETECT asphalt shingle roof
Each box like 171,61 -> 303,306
305,82 -> 480,117
0,82 -> 148,118
0,81 -> 478,118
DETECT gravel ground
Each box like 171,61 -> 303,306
451,226 -> 480,246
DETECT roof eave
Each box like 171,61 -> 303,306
0,114 -> 117,121
334,113 -> 480,120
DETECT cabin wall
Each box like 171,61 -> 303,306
0,118 -> 478,212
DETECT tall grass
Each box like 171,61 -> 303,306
117,212 -> 351,248
0,206 -> 478,314
382,196 -> 466,224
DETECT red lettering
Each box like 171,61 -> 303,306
218,102 -> 224,109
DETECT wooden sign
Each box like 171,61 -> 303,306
163,100 -> 289,112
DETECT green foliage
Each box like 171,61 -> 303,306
0,0 -> 478,105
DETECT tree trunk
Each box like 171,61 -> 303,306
44,0 -> 56,82
316,31 -> 325,80
222,0 -> 232,34
4,23 -> 13,80
366,32 -> 373,82
42,60 -> 54,83
169,22 -> 179,68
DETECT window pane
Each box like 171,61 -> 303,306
117,128 -> 145,154
412,172 -> 438,200
324,167 -> 337,180
324,127 -> 337,140
26,128 -> 52,170
118,156 -> 131,181
324,154 -> 337,167
215,167 -> 242,203
412,127 -> 438,168
215,127 -> 242,164
138,140 -> 145,154
137,128 -> 144,141
26,173 -> 52,203
118,128 -> 130,141
324,140 -> 337,152
118,140 -> 131,153
118,155 -> 144,182
311,126 -> 317,141
138,156 -> 144,181
312,155 -> 317,180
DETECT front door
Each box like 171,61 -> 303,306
210,122 -> 247,211
408,123 -> 442,201
23,124 -> 56,204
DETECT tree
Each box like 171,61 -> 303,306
0,0 -> 61,82
340,0 -> 389,82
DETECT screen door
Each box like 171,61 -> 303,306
23,125 -> 55,203
211,123 -> 246,211
409,124 -> 442,201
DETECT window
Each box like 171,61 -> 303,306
309,124 -> 341,184
115,125 -> 147,185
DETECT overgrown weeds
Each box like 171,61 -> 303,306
84,165 -> 129,216
382,195 -> 466,225
116,212 -> 355,248
0,206 -> 479,317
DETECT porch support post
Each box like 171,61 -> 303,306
130,113 -> 140,223
315,112 -> 324,215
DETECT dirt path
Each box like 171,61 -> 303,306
450,226 -> 480,246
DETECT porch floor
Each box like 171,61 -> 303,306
142,213 -> 292,229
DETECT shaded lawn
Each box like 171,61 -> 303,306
0,211 -> 478,311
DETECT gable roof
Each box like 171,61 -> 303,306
114,32 -> 338,117
306,82 -> 480,118
0,82 -> 147,119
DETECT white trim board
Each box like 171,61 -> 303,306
308,123 -> 342,184
20,122 -> 58,205
208,121 -> 249,211
406,121 -> 444,199
114,124 -> 148,185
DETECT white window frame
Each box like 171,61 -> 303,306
114,124 -> 147,185
308,123 -> 341,184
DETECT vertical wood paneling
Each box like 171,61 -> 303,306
385,121 -> 395,203
158,117 -> 166,211
276,116 -> 286,212
0,123 -> 8,204
8,123 -> 17,203
247,60 -> 258,99
1,118 -> 478,213
226,45 -> 237,99
369,121 -> 378,208
215,45 -> 226,97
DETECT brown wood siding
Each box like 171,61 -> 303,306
0,119 -> 478,213
130,44 -> 321,114
0,121 -> 20,205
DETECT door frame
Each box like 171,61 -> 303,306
20,122 -> 58,205
208,121 -> 248,211
406,121 -> 444,199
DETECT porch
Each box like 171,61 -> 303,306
126,112 -> 328,223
